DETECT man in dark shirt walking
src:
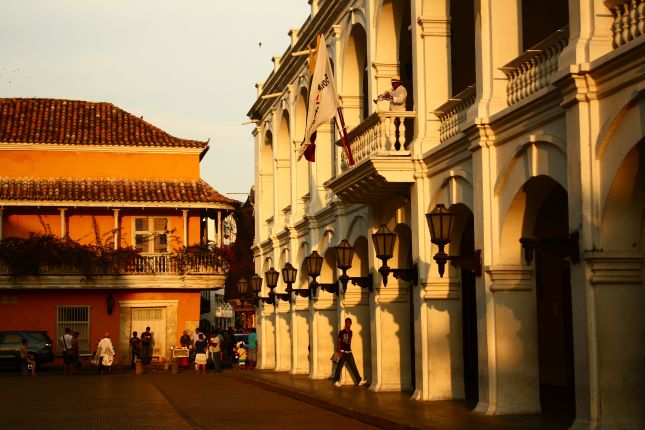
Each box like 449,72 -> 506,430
333,317 -> 367,387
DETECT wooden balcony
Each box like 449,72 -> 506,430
0,254 -> 227,290
327,110 -> 417,203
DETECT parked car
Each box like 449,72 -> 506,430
0,331 -> 55,369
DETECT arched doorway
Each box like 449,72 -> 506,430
521,177 -> 575,422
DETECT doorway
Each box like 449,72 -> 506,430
131,307 -> 167,359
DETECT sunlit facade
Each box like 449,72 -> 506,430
248,1 -> 644,428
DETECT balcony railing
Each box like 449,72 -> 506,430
606,0 -> 645,49
339,110 -> 416,171
433,85 -> 476,143
500,27 -> 569,106
0,254 -> 228,276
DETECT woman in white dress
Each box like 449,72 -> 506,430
97,332 -> 116,375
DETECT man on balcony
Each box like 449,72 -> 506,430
381,76 -> 407,111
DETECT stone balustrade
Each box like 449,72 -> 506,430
339,110 -> 416,171
433,85 -> 476,143
500,27 -> 569,106
606,0 -> 645,49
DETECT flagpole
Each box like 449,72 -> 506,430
336,107 -> 355,166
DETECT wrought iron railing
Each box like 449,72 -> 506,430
0,254 -> 227,275
500,27 -> 569,105
339,110 -> 416,171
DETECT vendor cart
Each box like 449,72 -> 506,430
171,347 -> 190,369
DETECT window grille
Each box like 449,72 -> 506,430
132,308 -> 163,321
56,306 -> 91,353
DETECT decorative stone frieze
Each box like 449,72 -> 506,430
585,251 -> 643,285
486,265 -> 533,292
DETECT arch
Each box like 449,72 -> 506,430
346,215 -> 369,244
341,23 -> 369,128
374,0 -> 401,63
599,139 -> 645,251
294,87 -> 309,213
260,130 -> 275,221
430,170 -> 475,214
494,136 -> 568,229
499,176 -> 568,264
320,247 -> 338,285
276,110 -> 291,213
296,241 -> 311,290
596,91 -> 645,218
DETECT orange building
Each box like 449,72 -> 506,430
0,98 -> 236,363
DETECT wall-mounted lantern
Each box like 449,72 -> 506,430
304,250 -> 339,295
371,225 -> 418,286
335,239 -> 373,293
426,203 -> 481,277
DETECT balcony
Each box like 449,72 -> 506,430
500,27 -> 569,106
433,85 -> 476,144
0,252 -> 228,290
327,110 -> 417,203
606,0 -> 645,49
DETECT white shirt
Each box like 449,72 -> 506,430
97,337 -> 115,358
60,333 -> 73,351
390,85 -> 407,111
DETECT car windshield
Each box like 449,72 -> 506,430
26,332 -> 50,342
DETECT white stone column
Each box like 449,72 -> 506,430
275,298 -> 292,371
59,208 -> 67,239
483,265 -> 541,415
471,0 -> 521,119
422,276 -> 465,400
112,208 -> 120,250
182,210 -> 189,247
309,289 -> 337,379
417,4 -> 451,149
216,211 -> 222,247
291,295 -> 310,374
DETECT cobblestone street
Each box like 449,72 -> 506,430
0,367 -> 377,430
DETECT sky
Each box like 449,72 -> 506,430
0,0 -> 311,202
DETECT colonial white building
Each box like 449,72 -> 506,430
247,1 -> 644,429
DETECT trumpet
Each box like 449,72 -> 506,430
373,89 -> 392,103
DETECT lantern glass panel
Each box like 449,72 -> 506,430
305,251 -> 323,277
335,239 -> 355,270
282,263 -> 297,284
250,274 -> 263,294
426,204 -> 455,245
237,279 -> 249,295
372,225 -> 396,260
265,267 -> 279,289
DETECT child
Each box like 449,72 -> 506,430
20,338 -> 36,376
237,342 -> 248,369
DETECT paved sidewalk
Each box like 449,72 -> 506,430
234,370 -> 574,430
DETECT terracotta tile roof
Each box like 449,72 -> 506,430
0,177 -> 237,207
0,98 -> 207,149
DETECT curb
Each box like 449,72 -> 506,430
234,373 -> 420,430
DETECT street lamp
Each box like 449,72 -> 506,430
372,225 -> 418,286
304,250 -> 338,294
274,262 -> 307,300
335,239 -> 373,293
258,268 -> 279,306
426,204 -> 481,277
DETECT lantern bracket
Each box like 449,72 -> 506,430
520,231 -> 580,265
339,270 -> 373,293
433,247 -> 482,278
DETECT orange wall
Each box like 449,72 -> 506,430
0,290 -> 200,351
3,209 -> 203,248
3,213 -> 61,237
2,150 -> 200,180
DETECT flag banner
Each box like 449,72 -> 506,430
298,34 -> 339,162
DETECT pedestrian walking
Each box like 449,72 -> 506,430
20,338 -> 36,376
140,327 -> 153,365
208,331 -> 222,373
333,318 -> 367,387
97,332 -> 116,375
72,331 -> 81,369
247,328 -> 257,368
129,331 -> 141,370
194,333 -> 208,374
59,327 -> 75,375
